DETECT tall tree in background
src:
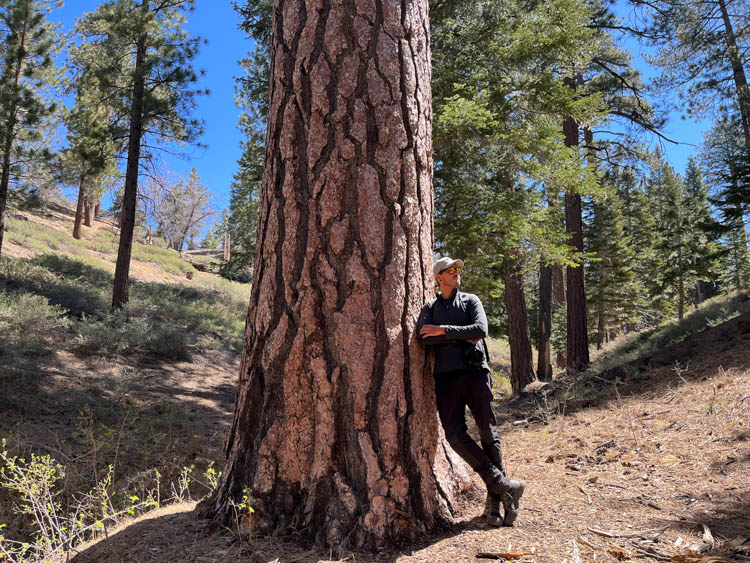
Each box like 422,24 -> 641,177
76,0 -> 204,308
683,157 -> 722,303
0,0 -> 59,256
431,0 -> 602,392
65,65 -> 120,240
562,78 -> 590,371
200,0 -> 471,549
632,0 -> 750,149
585,175 -> 639,347
701,113 -> 750,289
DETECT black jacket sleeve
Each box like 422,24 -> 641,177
416,299 -> 458,345
442,294 -> 488,340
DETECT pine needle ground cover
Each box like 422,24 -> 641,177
1,202 -> 748,561
67,310 -> 750,562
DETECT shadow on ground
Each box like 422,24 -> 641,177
69,501 -> 506,563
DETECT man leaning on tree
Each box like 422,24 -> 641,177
417,256 -> 524,527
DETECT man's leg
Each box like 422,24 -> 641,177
464,370 -> 525,526
464,370 -> 505,474
435,374 -> 499,482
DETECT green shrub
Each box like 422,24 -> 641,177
74,309 -> 188,359
0,292 -> 69,343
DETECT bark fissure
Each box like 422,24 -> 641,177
202,0 -> 465,549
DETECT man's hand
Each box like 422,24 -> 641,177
420,324 -> 446,338
467,339 -> 479,344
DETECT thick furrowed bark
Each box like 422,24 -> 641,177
199,0 -> 470,551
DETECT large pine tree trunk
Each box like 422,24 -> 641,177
73,174 -> 85,240
505,254 -> 537,393
563,76 -> 589,371
112,14 -> 147,309
199,0 -> 470,550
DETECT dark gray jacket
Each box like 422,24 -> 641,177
417,289 -> 489,375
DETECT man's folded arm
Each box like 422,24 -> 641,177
442,295 -> 488,340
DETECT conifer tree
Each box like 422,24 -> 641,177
0,0 -> 59,255
618,169 -> 665,325
431,0 -> 603,392
701,113 -> 750,290
223,3 -> 270,278
683,158 -> 723,302
584,178 -> 639,347
631,0 -> 750,150
76,0 -> 205,307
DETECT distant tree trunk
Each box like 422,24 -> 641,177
553,264 -> 566,367
0,24 -> 25,257
73,174 -> 86,240
199,0 -> 470,551
94,201 -> 100,219
563,76 -> 589,372
678,243 -> 685,320
112,15 -> 147,309
223,232 -> 230,261
505,253 -> 537,394
84,199 -> 93,227
537,259 -> 553,381
718,0 -> 750,149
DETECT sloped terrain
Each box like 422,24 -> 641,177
69,310 -> 750,562
1,201 -> 748,562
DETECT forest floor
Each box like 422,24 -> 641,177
1,201 -> 749,562
67,311 -> 750,563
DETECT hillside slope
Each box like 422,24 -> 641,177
1,201 -> 748,562
70,313 -> 750,562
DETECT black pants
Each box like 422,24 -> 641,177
435,369 -> 506,478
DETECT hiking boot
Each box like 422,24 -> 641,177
484,493 -> 502,527
501,479 -> 525,527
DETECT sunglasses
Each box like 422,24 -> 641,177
440,266 -> 463,275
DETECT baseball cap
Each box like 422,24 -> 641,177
433,256 -> 465,276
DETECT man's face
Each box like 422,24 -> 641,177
436,265 -> 462,289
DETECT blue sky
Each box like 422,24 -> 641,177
52,1 -> 249,216
51,1 -> 710,227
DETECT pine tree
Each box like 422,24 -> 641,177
200,0 -> 464,548
631,0 -> 750,150
76,0 -> 205,307
701,113 -> 750,290
585,181 -> 639,348
0,0 -> 60,255
223,3 -> 270,278
683,158 -> 723,302
431,0 -> 603,391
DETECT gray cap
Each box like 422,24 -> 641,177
433,256 -> 465,276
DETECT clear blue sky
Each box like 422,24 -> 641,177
52,1 -> 249,216
51,1 -> 709,221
